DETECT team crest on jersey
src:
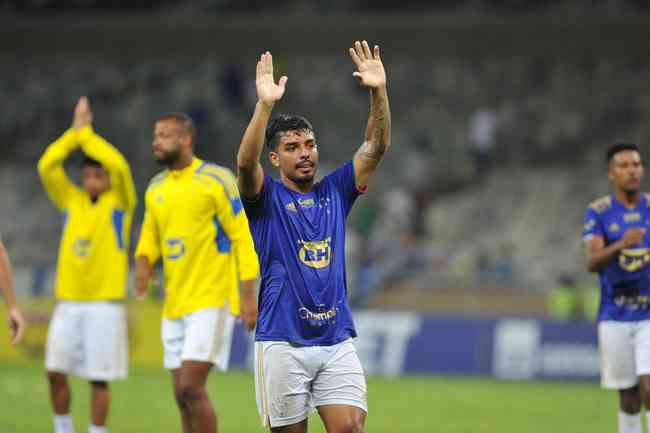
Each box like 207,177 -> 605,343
298,238 -> 331,269
608,223 -> 621,232
620,248 -> 650,272
72,238 -> 91,257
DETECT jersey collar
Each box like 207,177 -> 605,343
612,192 -> 646,210
169,157 -> 202,179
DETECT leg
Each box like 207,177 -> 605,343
318,405 -> 366,433
90,381 -> 110,427
176,360 -> 217,433
45,303 -> 78,416
602,321 -> 645,433
254,342 -> 314,431
312,340 -> 367,433
47,371 -> 71,415
83,303 -> 128,432
172,369 -> 195,433
270,419 -> 308,433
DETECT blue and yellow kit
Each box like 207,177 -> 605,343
583,193 -> 650,321
38,126 -> 136,301
135,158 -> 259,319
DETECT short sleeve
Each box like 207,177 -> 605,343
243,175 -> 275,221
323,160 -> 364,216
582,207 -> 604,241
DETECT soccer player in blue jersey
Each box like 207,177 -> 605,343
584,142 -> 650,433
236,40 -> 390,433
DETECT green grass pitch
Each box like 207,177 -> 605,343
0,359 -> 616,433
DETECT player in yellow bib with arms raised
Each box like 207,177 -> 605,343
38,97 -> 136,433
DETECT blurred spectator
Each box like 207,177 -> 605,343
548,274 -> 583,321
468,107 -> 498,177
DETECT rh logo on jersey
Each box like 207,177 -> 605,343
72,238 -> 91,257
620,248 -> 650,272
298,238 -> 331,269
165,238 -> 186,260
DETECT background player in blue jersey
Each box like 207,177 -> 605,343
584,142 -> 650,433
236,40 -> 390,433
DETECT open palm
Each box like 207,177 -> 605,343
349,40 -> 386,89
256,52 -> 288,106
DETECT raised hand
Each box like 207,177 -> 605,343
256,52 -> 288,107
349,40 -> 386,89
72,96 -> 93,130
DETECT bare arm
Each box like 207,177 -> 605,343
585,228 -> 645,272
133,199 -> 161,299
239,279 -> 258,332
237,52 -> 287,199
0,239 -> 25,344
134,256 -> 154,300
349,41 -> 391,188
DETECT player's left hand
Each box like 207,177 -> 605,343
8,307 -> 26,345
349,40 -> 386,89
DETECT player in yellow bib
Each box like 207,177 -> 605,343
38,97 -> 136,433
135,113 -> 259,433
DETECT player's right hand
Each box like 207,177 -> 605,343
622,227 -> 646,248
8,307 -> 26,345
256,52 -> 288,107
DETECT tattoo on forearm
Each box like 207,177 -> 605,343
357,89 -> 389,169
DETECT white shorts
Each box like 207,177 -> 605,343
162,307 -> 235,371
599,320 -> 650,389
45,301 -> 128,381
254,339 -> 367,428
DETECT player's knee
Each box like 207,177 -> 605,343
176,382 -> 203,405
47,371 -> 67,387
620,386 -> 642,412
90,380 -> 108,390
338,418 -> 364,433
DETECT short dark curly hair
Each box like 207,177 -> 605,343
265,114 -> 314,149
607,141 -> 641,164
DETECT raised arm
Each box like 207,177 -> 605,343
37,128 -> 81,210
236,52 -> 287,199
349,40 -> 391,189
75,97 -> 137,211
0,238 -> 25,344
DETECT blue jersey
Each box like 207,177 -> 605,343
582,193 -> 650,321
244,161 -> 362,346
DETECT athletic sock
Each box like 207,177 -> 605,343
88,425 -> 106,433
53,414 -> 74,433
618,411 -> 642,433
